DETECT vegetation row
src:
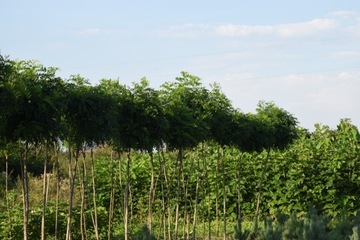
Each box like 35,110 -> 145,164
1,55 -> 359,239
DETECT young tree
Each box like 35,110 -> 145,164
0,54 -> 17,239
204,83 -> 234,239
252,101 -> 298,231
130,78 -> 168,233
159,72 -> 210,239
1,59 -> 65,240
64,76 -> 116,240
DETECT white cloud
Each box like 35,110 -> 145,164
331,51 -> 360,58
157,23 -> 210,38
329,11 -> 358,19
75,28 -> 102,36
338,71 -> 360,81
158,11 -> 359,39
215,24 -> 273,36
215,18 -> 338,37
203,71 -> 360,129
338,71 -> 353,80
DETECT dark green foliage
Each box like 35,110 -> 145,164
132,225 -> 156,240
233,209 -> 360,240
255,101 -> 298,151
1,59 -> 65,144
234,220 -> 251,240
64,76 -> 116,149
2,55 -> 360,239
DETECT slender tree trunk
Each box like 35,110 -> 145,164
160,147 -> 172,240
129,184 -> 133,225
5,152 -> 12,239
54,143 -> 60,240
158,148 -> 167,240
182,170 -> 188,240
215,145 -> 220,237
148,152 -> 155,232
20,141 -> 29,240
236,152 -> 243,236
222,146 -> 227,240
182,155 -> 189,240
118,151 -> 124,217
66,147 -> 79,240
80,149 -> 88,240
124,150 -> 131,240
192,143 -> 202,239
160,171 -> 165,240
108,150 -> 115,240
90,148 -> 100,240
254,148 -> 271,232
202,144 -> 211,240
41,142 -> 49,240
174,147 -> 183,240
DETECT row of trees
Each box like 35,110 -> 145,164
0,54 -> 325,239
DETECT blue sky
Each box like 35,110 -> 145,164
1,0 -> 360,130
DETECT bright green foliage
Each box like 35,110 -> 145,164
130,78 -> 168,152
2,55 -> 360,239
159,71 -> 209,150
350,226 -> 360,240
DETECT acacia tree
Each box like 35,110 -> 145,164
251,101 -> 298,231
106,80 -> 142,240
98,78 -> 126,240
1,59 -> 65,240
64,76 -> 116,240
129,78 -> 168,233
159,72 -> 209,239
204,83 -> 235,239
35,67 -> 65,240
0,55 -> 17,239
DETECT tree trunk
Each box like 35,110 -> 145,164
41,142 -> 49,240
158,147 -> 168,240
5,151 -> 12,239
66,147 -> 79,240
118,151 -> 124,216
124,150 -> 131,240
80,149 -> 88,240
222,146 -> 227,240
108,150 -> 115,240
192,143 -> 203,239
90,148 -> 100,240
254,148 -> 271,232
20,141 -> 29,240
54,143 -> 60,240
215,145 -> 220,237
174,147 -> 183,240
182,155 -> 189,240
236,152 -> 243,236
202,144 -> 211,240
148,152 -> 155,232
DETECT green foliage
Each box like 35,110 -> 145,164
1,55 -> 360,239
159,71 -> 209,150
350,226 -> 360,240
132,225 -> 156,240
234,209 -> 360,240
